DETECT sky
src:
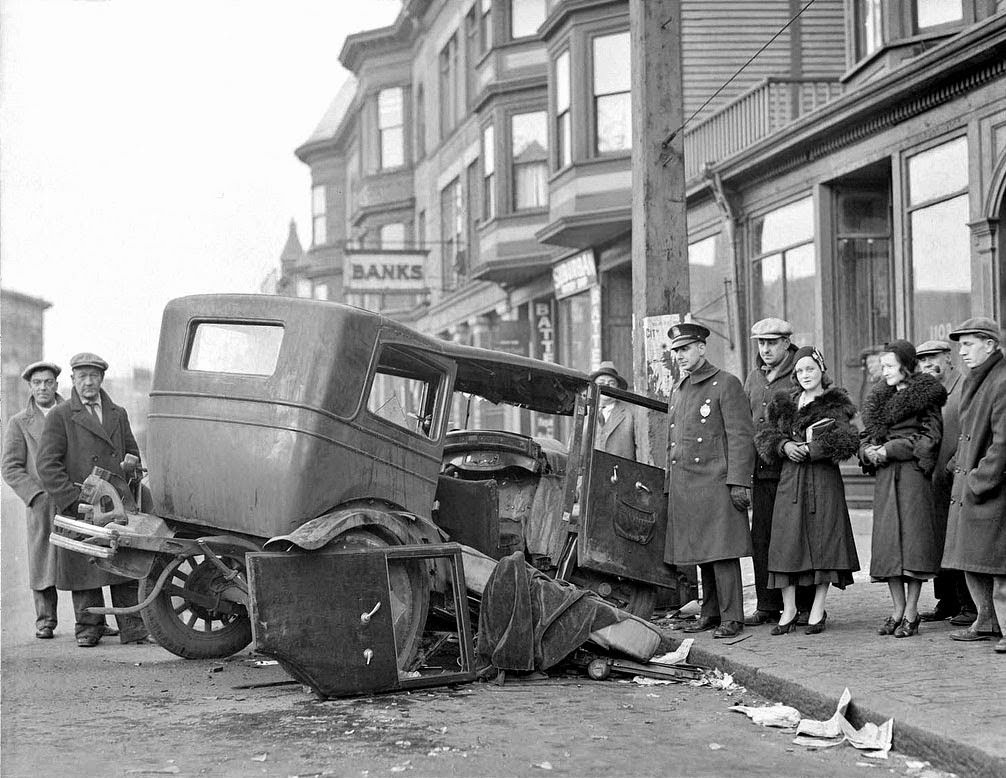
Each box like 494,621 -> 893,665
1,0 -> 401,377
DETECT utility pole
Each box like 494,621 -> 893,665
630,0 -> 688,464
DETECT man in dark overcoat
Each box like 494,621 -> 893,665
590,361 -> 649,463
2,361 -> 66,638
916,339 -> 975,625
664,322 -> 754,638
36,352 -> 149,647
742,317 -> 813,626
942,318 -> 1006,654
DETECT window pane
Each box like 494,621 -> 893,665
367,348 -> 442,438
512,111 -> 547,162
784,243 -> 818,344
378,88 -> 403,129
514,162 -> 547,209
596,93 -> 631,153
752,196 -> 814,254
483,124 -> 495,175
752,254 -> 784,323
555,50 -> 570,113
558,112 -> 571,168
313,215 -> 327,246
313,283 -> 329,300
916,0 -> 962,28
187,323 -> 283,376
908,137 -> 968,205
381,126 -> 404,168
857,0 -> 884,57
511,0 -> 544,38
911,194 -> 971,341
593,32 -> 630,95
379,222 -> 406,249
296,279 -> 313,299
311,185 -> 326,215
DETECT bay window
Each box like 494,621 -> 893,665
511,111 -> 547,211
510,0 -> 544,39
483,124 -> 496,220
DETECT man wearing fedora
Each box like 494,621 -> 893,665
589,361 -> 648,463
742,317 -> 814,626
941,318 -> 1006,654
2,361 -> 67,638
37,352 -> 149,647
915,339 -> 976,626
664,321 -> 754,639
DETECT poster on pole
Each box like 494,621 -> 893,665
643,313 -> 684,400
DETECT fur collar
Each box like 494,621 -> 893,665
767,387 -> 856,431
861,372 -> 946,442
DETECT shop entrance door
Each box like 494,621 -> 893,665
832,166 -> 894,407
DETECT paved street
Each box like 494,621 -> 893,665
0,491 -> 984,777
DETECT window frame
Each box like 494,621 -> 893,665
482,122 -> 496,221
589,29 -> 631,157
509,0 -> 545,40
377,87 -> 405,171
365,343 -> 449,441
554,48 -> 572,170
510,109 -> 549,212
311,184 -> 327,247
440,176 -> 464,290
439,34 -> 460,140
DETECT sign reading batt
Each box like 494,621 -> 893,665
344,251 -> 428,292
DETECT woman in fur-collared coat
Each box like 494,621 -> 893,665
859,340 -> 947,639
755,347 -> 860,635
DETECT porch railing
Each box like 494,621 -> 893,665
683,77 -> 845,182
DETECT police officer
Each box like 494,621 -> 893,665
664,321 -> 755,639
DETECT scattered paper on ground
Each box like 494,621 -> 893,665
650,639 -> 694,666
690,668 -> 745,693
631,676 -> 674,686
794,688 -> 893,758
729,703 -> 801,728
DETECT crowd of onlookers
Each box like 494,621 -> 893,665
592,315 -> 1006,655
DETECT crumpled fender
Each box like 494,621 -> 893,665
264,503 -> 445,552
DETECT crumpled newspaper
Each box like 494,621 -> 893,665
649,639 -> 693,666
728,703 -> 801,728
793,687 -> 893,759
689,668 -> 745,693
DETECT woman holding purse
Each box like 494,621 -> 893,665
859,340 -> 946,638
755,346 -> 860,636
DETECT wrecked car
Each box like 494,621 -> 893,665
51,294 -> 691,669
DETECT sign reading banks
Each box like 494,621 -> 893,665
344,250 -> 428,292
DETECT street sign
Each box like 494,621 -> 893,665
344,250 -> 428,292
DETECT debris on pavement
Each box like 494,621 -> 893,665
690,668 -> 745,694
251,753 -> 268,762
649,638 -> 694,666
728,702 -> 801,728
532,761 -> 553,770
793,688 -> 893,759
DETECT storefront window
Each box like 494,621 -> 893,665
750,196 -> 818,345
592,32 -> 631,154
688,235 -> 728,368
555,50 -> 571,169
511,111 -> 548,210
908,137 -> 970,342
378,88 -> 404,169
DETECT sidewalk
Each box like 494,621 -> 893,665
655,510 -> 1006,778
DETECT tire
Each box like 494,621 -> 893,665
139,552 -> 252,660
324,528 -> 431,671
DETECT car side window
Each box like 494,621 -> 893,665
367,345 -> 444,439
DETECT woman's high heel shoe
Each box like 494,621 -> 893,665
878,616 -> 900,636
770,615 -> 799,636
805,612 -> 827,635
894,616 -> 921,638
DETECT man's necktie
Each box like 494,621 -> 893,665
87,403 -> 99,418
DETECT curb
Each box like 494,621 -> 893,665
668,636 -> 1006,778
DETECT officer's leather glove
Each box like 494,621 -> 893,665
729,485 -> 751,511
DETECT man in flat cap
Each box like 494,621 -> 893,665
2,361 -> 66,638
37,352 -> 149,647
915,339 -> 975,626
664,320 -> 754,639
741,317 -> 813,626
589,361 -> 648,463
941,318 -> 1006,654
